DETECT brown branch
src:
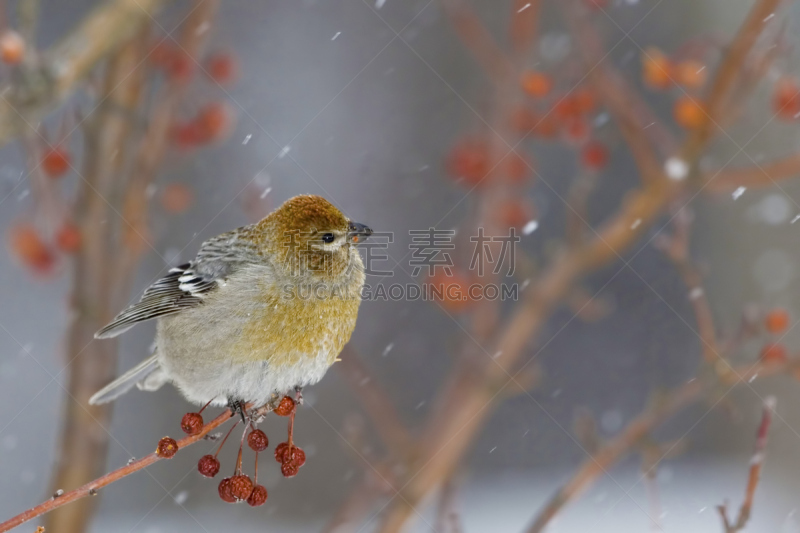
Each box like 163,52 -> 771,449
0,0 -> 171,147
0,408 -> 239,533
717,396 -> 776,533
439,0 -> 514,80
525,363 -> 788,533
704,153 -> 800,194
509,0 -> 541,57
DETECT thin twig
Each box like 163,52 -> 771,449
0,408 -> 241,533
717,396 -> 776,533
705,153 -> 800,193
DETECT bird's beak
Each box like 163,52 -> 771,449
347,221 -> 373,244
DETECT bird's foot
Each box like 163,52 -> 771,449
227,397 -> 247,424
294,386 -> 304,406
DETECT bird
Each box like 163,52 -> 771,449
89,194 -> 372,414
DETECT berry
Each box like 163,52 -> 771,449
55,222 -> 82,253
274,396 -> 295,417
445,138 -> 489,186
8,224 -> 56,275
247,484 -> 268,506
42,147 -> 71,178
573,88 -> 597,114
197,455 -> 220,478
673,96 -> 706,130
765,308 -> 790,334
280,461 -> 299,478
641,47 -> 673,90
521,71 -> 553,98
229,474 -> 254,501
160,183 -> 194,214
181,412 -> 204,436
581,141 -> 610,171
674,60 -> 707,89
156,437 -> 178,458
773,77 -> 800,120
274,441 -> 290,463
0,31 -> 24,65
564,117 -> 590,143
205,52 -> 239,85
218,477 -> 236,503
292,446 -> 306,467
759,342 -> 788,363
247,429 -> 269,452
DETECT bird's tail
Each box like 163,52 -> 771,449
89,354 -> 164,405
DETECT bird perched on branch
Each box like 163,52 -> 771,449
90,195 -> 372,415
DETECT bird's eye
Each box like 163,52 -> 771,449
321,233 -> 335,244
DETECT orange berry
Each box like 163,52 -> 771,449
564,117 -> 590,143
8,224 -> 56,275
274,396 -> 295,416
674,60 -> 707,89
41,147 -> 71,178
764,308 -> 790,334
573,88 -> 597,114
521,71 -> 553,98
0,31 -> 24,65
156,436 -> 178,458
581,140 -> 609,171
205,52 -> 239,85
673,96 -> 706,130
642,47 -> 673,90
55,222 -> 82,254
160,183 -> 194,214
554,95 -> 580,121
772,77 -> 800,120
759,342 -> 788,364
426,271 -> 473,313
446,138 -> 489,186
496,198 -> 535,230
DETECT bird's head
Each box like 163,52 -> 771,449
258,195 -> 372,279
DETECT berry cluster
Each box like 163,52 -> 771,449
163,395 -> 307,506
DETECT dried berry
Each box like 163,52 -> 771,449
42,147 -> 71,178
229,474 -> 254,501
247,484 -> 268,506
156,437 -> 178,458
205,52 -> 239,85
218,477 -> 236,503
55,222 -> 82,254
274,396 -> 296,417
280,461 -> 299,478
197,454 -> 220,478
641,47 -> 673,90
521,71 -> 553,98
181,412 -> 204,436
8,224 -> 56,275
673,96 -> 706,130
274,441 -> 289,463
247,429 -> 269,452
292,446 -> 306,467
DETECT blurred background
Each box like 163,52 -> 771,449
1,0 -> 800,531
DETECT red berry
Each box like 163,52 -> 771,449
274,442 -> 289,463
274,396 -> 295,417
765,308 -> 790,334
292,446 -> 306,467
180,412 -> 204,435
205,52 -> 239,85
8,224 -> 56,275
55,222 -> 82,253
229,474 -> 254,501
760,342 -> 788,363
0,31 -> 24,65
218,477 -> 236,503
42,147 -> 70,178
247,484 -> 268,506
156,437 -> 178,458
445,138 -> 489,187
773,77 -> 800,120
280,461 -> 299,478
581,141 -> 610,171
197,454 -> 220,478
247,429 -> 269,452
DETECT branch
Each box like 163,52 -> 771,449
704,153 -> 800,193
717,396 -> 776,533
509,0 -> 541,57
0,408 -> 240,533
0,0 -> 170,147
524,364 -> 787,533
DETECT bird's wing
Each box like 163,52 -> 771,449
94,226 -> 260,339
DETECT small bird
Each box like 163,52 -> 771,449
90,194 -> 372,413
